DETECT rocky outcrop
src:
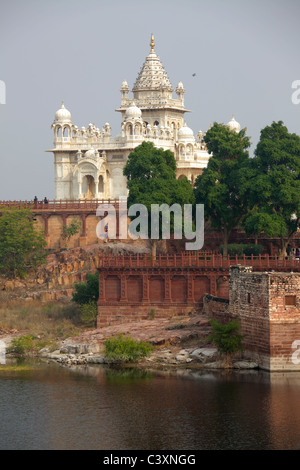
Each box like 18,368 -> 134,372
39,314 -> 258,370
0,242 -> 151,301
43,346 -> 258,370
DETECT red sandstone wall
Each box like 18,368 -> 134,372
202,294 -> 231,323
96,258 -> 228,327
229,267 -> 300,370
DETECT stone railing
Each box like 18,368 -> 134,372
97,252 -> 300,271
0,199 -> 119,211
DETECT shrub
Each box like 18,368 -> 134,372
208,319 -> 245,356
104,334 -> 154,363
220,243 -> 264,257
79,300 -> 98,327
8,334 -> 35,356
72,272 -> 99,305
243,244 -> 264,256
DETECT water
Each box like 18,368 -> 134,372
0,362 -> 300,450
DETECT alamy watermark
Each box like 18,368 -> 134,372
0,340 -> 6,365
291,340 -> 300,365
95,197 -> 204,251
291,80 -> 300,105
0,80 -> 6,104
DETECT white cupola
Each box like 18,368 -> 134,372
54,101 -> 72,123
227,114 -> 241,133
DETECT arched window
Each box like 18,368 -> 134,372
63,126 -> 69,138
154,120 -> 159,127
98,175 -> 104,193
127,124 -> 133,136
83,175 -> 95,199
57,126 -> 62,138
134,124 -> 141,135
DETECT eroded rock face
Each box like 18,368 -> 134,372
0,242 -> 151,300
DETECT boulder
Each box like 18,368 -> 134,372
233,361 -> 258,369
190,347 -> 218,363
175,349 -> 192,363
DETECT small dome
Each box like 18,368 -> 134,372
125,102 -> 142,119
227,114 -> 240,133
176,81 -> 184,90
85,148 -> 96,158
55,101 -> 71,123
178,123 -> 194,140
121,79 -> 129,89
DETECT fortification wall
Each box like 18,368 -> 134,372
204,266 -> 300,371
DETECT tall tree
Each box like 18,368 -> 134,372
193,122 -> 251,257
242,121 -> 300,257
123,141 -> 195,255
0,206 -> 47,278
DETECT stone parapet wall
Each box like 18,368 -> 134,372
202,266 -> 300,371
97,304 -> 195,328
202,294 -> 231,323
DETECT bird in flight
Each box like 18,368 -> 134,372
192,73 -> 196,77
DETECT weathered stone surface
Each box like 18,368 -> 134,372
190,347 -> 219,362
233,361 -> 258,369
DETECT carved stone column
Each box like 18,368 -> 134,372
43,214 -> 50,248
209,274 -> 217,297
120,275 -> 128,302
142,273 -> 150,302
79,213 -> 88,247
164,274 -> 172,303
98,274 -> 106,302
186,274 -> 194,303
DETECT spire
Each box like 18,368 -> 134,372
150,34 -> 155,53
133,35 -> 172,92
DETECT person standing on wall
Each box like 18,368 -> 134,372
104,222 -> 109,243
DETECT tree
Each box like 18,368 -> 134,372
72,272 -> 99,305
0,206 -> 47,278
241,121 -> 300,257
208,319 -> 245,360
61,219 -> 82,247
123,141 -> 195,255
193,123 -> 251,257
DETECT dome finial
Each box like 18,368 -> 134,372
150,33 -> 155,52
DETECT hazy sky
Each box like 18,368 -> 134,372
0,0 -> 299,200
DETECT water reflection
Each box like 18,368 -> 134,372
0,363 -> 300,450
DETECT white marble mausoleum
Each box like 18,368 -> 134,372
47,35 -> 240,200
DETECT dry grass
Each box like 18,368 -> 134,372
0,294 -> 84,342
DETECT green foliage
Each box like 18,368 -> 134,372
194,123 -> 251,257
0,206 -> 47,278
7,334 -> 52,356
72,272 -> 99,305
149,308 -> 155,320
104,334 -> 154,363
220,243 -> 264,256
243,211 -> 287,240
79,300 -> 98,327
8,335 -> 35,356
123,142 -> 195,246
208,319 -> 245,356
241,121 -> 300,250
61,220 -> 82,245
